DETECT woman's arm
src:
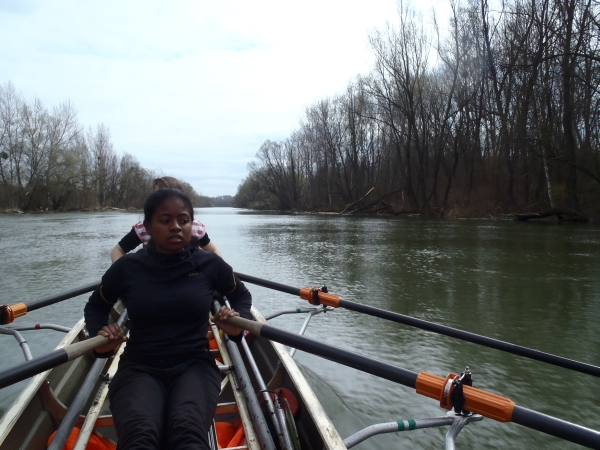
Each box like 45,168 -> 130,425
200,240 -> 222,257
84,285 -> 115,338
213,267 -> 252,341
110,244 -> 126,263
220,274 -> 252,319
110,228 -> 142,263
84,262 -> 126,356
193,222 -> 221,255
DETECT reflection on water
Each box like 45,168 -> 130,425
1,209 -> 599,449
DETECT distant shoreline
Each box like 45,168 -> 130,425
3,207 -> 596,224
1,207 -> 136,215
0,205 -> 233,215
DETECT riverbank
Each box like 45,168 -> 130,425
296,206 -> 597,223
237,191 -> 598,221
0,206 -> 140,215
3,205 -> 597,223
0,202 -> 222,214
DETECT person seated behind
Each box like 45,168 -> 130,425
85,188 -> 250,449
110,176 -> 221,263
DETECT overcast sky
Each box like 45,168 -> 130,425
0,0 -> 443,197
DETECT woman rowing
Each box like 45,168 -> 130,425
84,188 -> 251,449
110,176 -> 221,262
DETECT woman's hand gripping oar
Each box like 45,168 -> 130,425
0,316 -> 128,390
211,304 -> 243,338
94,322 -> 128,355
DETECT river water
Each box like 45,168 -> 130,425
0,209 -> 599,449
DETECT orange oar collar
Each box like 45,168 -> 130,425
299,287 -> 341,307
0,303 -> 28,325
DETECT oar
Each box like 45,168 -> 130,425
223,314 -> 600,449
234,273 -> 600,378
48,311 -> 128,450
0,282 -> 100,325
0,328 -> 125,390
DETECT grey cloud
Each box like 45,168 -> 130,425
0,0 -> 37,14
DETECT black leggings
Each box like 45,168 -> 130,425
108,356 -> 221,450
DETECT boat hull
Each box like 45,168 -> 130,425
0,307 -> 345,450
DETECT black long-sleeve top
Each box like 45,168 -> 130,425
84,243 -> 251,366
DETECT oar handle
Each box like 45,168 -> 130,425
62,335 -> 115,359
226,315 -> 263,336
0,329 -> 126,390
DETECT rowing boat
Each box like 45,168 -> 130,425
2,275 -> 600,449
0,296 -> 345,450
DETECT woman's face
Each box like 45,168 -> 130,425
145,196 -> 192,253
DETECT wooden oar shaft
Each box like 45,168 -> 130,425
0,334 -> 115,390
233,272 -> 600,378
225,315 -> 600,448
0,282 -> 100,325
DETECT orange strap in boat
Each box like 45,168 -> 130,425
215,422 -> 235,449
227,424 -> 245,448
299,287 -> 341,307
415,371 -> 515,422
215,421 -> 246,449
0,303 -> 27,324
47,427 -> 116,450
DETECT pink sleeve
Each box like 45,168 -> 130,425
132,221 -> 151,247
192,220 -> 206,239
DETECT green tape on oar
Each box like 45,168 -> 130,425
397,420 -> 417,431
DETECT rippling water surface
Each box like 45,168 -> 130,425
1,209 -> 599,449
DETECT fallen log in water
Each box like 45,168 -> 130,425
341,187 -> 403,215
515,210 -> 588,222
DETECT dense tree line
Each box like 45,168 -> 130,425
235,0 -> 600,218
0,82 -> 208,212
209,195 -> 234,207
